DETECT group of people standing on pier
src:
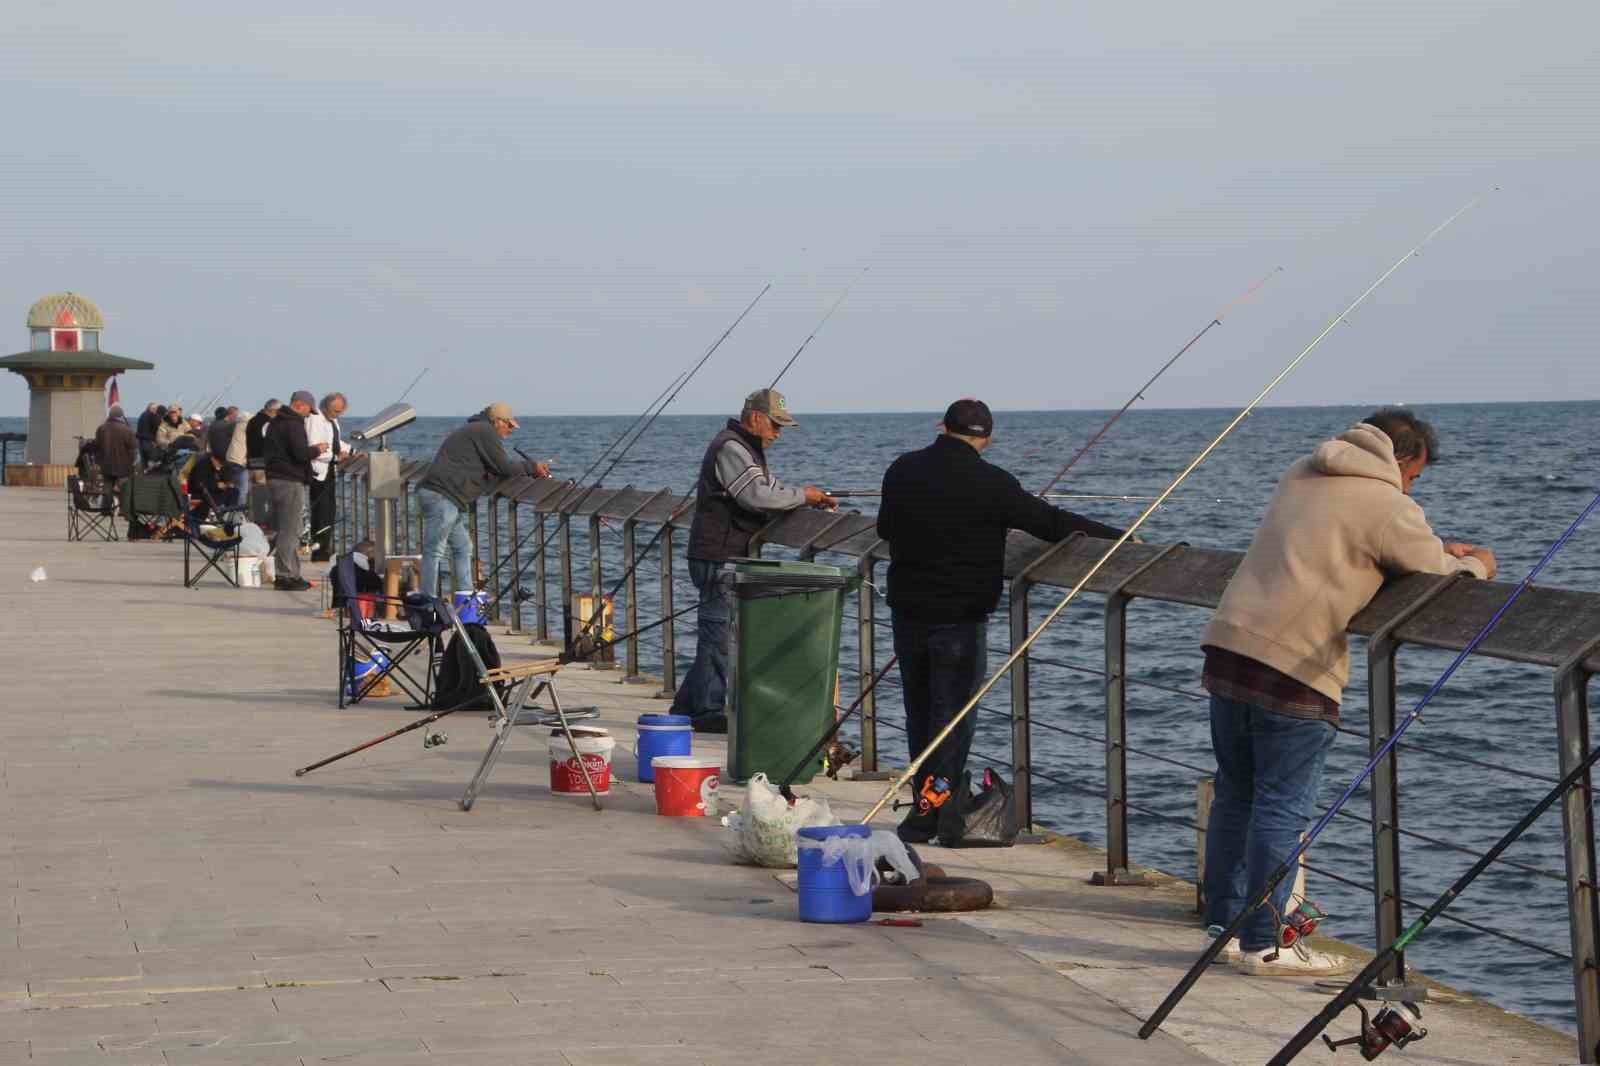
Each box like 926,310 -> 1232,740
368,387 -> 1502,980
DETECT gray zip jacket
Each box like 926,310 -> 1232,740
418,420 -> 535,509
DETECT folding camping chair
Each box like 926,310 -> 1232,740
335,580 -> 444,709
179,470 -> 246,588
438,599 -> 602,812
66,475 -> 119,542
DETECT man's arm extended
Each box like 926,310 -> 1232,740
716,440 -> 808,512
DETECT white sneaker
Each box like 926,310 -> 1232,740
1206,925 -> 1242,964
1238,939 -> 1350,977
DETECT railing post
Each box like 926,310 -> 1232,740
1097,542 -> 1184,886
1555,639 -> 1600,1063
399,480 -> 411,555
506,498 -> 522,633
469,498 -> 481,585
559,502 -> 575,651
857,544 -> 885,775
658,521 -> 678,698
533,508 -> 549,642
621,490 -> 670,683
746,515 -> 785,559
1366,574 -> 1459,986
797,513 -> 853,562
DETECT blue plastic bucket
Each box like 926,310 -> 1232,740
635,714 -> 692,782
797,825 -> 874,924
452,590 -> 487,624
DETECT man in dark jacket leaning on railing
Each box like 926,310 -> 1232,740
876,398 -> 1123,843
416,403 -> 551,599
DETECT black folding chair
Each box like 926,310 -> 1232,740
179,473 -> 245,588
335,566 -> 444,708
66,476 -> 119,542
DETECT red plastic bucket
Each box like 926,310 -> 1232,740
652,756 -> 721,817
548,730 -> 614,796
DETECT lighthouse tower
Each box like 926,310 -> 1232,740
0,292 -> 153,471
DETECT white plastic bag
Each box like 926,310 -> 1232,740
793,831 -> 914,896
238,522 -> 270,558
725,773 -> 838,868
28,566 -> 46,582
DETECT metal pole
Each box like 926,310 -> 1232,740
1555,643 -> 1600,1061
534,509 -> 549,642
488,493 -> 502,622
559,505 -> 574,651
469,499 -> 481,587
620,490 -> 670,682
658,522 -> 677,698
857,547 -> 883,773
506,500 -> 522,633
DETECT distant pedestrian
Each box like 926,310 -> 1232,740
93,405 -> 138,506
1200,409 -> 1496,976
245,399 -> 281,524
670,389 -> 835,734
306,392 -> 358,562
415,403 -> 550,599
154,405 -> 187,452
206,408 -> 236,460
136,403 -> 160,465
876,398 -> 1122,842
262,391 -> 327,591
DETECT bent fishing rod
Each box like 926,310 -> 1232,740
1267,666 -> 1600,1065
479,284 -> 772,629
770,265 -> 869,389
1036,266 -> 1282,496
861,194 -> 1487,838
1144,489 -> 1579,1039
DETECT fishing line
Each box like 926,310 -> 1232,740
1036,267 -> 1282,496
770,265 -> 869,389
1142,470 -> 1591,1038
861,194 -> 1487,837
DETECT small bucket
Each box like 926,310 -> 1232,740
634,713 -> 692,782
452,590 -> 488,624
548,729 -> 613,796
652,756 -> 720,817
797,824 -> 874,924
236,556 -> 262,588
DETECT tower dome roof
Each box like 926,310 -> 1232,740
26,292 -> 105,330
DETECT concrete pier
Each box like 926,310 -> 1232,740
0,486 -> 1578,1064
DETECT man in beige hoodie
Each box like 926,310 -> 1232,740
1201,408 -> 1496,977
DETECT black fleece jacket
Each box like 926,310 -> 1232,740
264,409 -> 315,483
876,435 -> 1122,623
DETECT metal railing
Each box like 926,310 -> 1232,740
334,461 -> 1600,1056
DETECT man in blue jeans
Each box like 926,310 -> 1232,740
671,390 -> 835,733
416,403 -> 550,599
877,399 -> 1121,843
1201,409 -> 1496,976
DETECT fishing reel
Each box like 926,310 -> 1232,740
1321,1001 -> 1426,1060
422,729 -> 448,750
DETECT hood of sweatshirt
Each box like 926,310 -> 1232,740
1309,423 -> 1402,490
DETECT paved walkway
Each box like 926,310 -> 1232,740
0,487 -> 1578,1064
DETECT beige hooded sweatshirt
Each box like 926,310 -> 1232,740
1202,423 -> 1487,703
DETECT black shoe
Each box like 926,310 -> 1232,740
896,809 -> 939,845
274,577 -> 312,591
691,713 -> 728,735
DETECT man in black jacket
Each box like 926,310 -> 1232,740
245,399 -> 281,524
877,399 -> 1122,842
263,391 -> 327,591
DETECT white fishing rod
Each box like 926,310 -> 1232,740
860,192 -> 1489,825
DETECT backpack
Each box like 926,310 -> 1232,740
432,622 -> 503,711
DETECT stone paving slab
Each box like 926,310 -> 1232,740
0,486 -> 1580,1065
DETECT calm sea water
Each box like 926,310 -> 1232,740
10,402 -> 1599,1030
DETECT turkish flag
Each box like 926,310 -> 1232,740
107,377 -> 120,411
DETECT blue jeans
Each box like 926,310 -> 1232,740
671,559 -> 730,720
1204,693 -> 1335,951
419,488 -> 473,599
892,615 -> 987,803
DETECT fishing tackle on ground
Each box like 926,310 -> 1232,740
863,193 -> 1486,845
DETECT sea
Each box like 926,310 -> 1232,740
9,401 -> 1599,1031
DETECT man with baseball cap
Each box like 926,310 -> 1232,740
415,402 -> 550,598
672,389 -> 836,733
263,390 -> 328,591
877,398 -> 1124,842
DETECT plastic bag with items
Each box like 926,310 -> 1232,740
238,522 -> 271,559
796,830 -> 921,896
722,772 -> 838,868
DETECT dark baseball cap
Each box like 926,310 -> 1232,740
942,398 -> 993,438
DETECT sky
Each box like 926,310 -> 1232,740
2,1 -> 1596,417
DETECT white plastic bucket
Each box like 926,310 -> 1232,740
549,730 -> 615,796
236,556 -> 262,588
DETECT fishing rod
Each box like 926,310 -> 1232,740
820,490 -> 1223,504
778,655 -> 900,803
1143,474 -> 1577,1039
1268,687 -> 1600,1062
1037,267 -> 1282,497
480,286 -> 772,641
199,371 -> 242,417
861,195 -> 1486,838
770,265 -> 869,389
396,366 -> 430,404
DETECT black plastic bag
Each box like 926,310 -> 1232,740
936,768 -> 1020,848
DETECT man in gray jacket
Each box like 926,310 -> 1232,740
417,403 -> 550,598
1200,408 -> 1495,977
670,389 -> 835,733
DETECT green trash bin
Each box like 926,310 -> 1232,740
725,558 -> 858,785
